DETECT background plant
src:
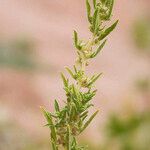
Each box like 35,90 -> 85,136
99,111 -> 150,150
41,0 -> 118,150
132,17 -> 150,53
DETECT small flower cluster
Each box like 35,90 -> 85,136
41,0 -> 118,150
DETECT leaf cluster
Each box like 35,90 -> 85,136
74,0 -> 118,69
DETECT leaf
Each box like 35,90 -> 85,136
101,0 -> 107,4
50,133 -> 58,150
86,0 -> 92,23
98,20 -> 118,40
44,123 -> 52,127
54,99 -> 60,112
66,125 -> 71,150
88,73 -> 103,87
73,30 -> 81,50
93,0 -> 96,8
107,0 -> 114,19
82,114 -> 88,121
80,110 -> 99,133
90,40 -> 107,58
41,107 -> 58,150
80,111 -> 88,118
60,108 -> 67,119
61,73 -> 68,87
86,103 -> 94,109
70,104 -> 76,121
72,85 -> 80,99
65,67 -> 75,79
72,137 -> 77,148
92,9 -> 99,34
72,97 -> 81,111
73,65 -> 77,73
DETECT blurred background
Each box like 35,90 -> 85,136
0,0 -> 150,149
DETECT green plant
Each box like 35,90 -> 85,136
132,17 -> 150,52
102,111 -> 150,150
0,37 -> 36,70
41,0 -> 118,149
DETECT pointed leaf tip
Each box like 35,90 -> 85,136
91,40 -> 107,58
80,110 -> 99,133
99,20 -> 118,41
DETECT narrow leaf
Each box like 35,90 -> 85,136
73,65 -> 77,73
98,20 -> 118,40
92,9 -> 99,33
65,67 -> 75,79
88,73 -> 103,87
82,114 -> 88,121
107,0 -> 114,19
70,104 -> 75,121
72,85 -> 80,99
61,73 -> 68,87
93,0 -> 96,8
86,0 -> 92,23
80,110 -> 99,132
66,125 -> 71,150
91,40 -> 107,58
41,107 -> 58,150
72,137 -> 77,147
73,30 -> 81,50
54,99 -> 60,112
80,111 -> 88,118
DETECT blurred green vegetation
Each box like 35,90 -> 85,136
100,75 -> 150,150
135,77 -> 150,93
0,36 -> 56,73
0,37 -> 37,71
102,111 -> 150,150
132,17 -> 150,54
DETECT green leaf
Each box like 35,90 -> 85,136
86,0 -> 92,23
98,20 -> 118,40
82,114 -> 88,121
93,0 -> 96,8
80,111 -> 88,118
70,104 -> 75,121
54,99 -> 60,112
90,40 -> 107,58
92,9 -> 99,34
107,0 -> 114,19
73,30 -> 81,50
41,107 -> 58,150
72,97 -> 81,111
61,73 -> 68,87
72,137 -> 77,148
88,73 -> 103,87
72,85 -> 80,99
101,0 -> 107,4
73,65 -> 77,73
60,108 -> 67,119
44,123 -> 52,127
66,125 -> 71,150
80,110 -> 99,133
65,67 -> 75,79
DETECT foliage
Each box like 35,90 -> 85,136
135,77 -> 150,93
41,0 -> 117,150
0,37 -> 36,70
132,17 -> 150,53
103,111 -> 150,150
